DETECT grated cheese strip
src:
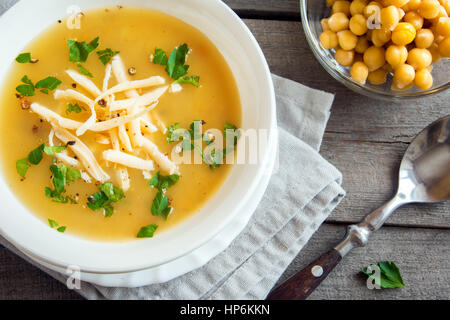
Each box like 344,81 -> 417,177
95,133 -> 111,145
48,129 -> 79,167
140,137 -> 179,175
66,70 -> 102,97
109,86 -> 169,111
118,125 -> 133,152
30,102 -> 155,133
94,76 -> 166,104
54,89 -> 94,106
75,101 -> 96,136
51,124 -> 110,183
102,64 -> 112,92
111,55 -> 144,148
151,113 -> 167,134
80,171 -> 92,183
31,103 -> 81,130
103,150 -> 154,171
140,117 -> 158,134
109,129 -> 130,192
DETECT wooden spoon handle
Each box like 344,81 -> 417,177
266,249 -> 342,300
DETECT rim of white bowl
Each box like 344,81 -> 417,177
0,0 -> 277,273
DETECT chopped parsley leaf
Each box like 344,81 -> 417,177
16,158 -> 30,179
137,224 -> 158,238
15,53 -> 31,63
35,76 -> 62,91
43,145 -> 67,156
77,63 -> 93,77
148,171 -> 179,220
153,48 -> 168,66
96,48 -> 119,65
57,226 -> 67,233
66,103 -> 86,114
27,144 -> 45,165
148,171 -> 180,191
87,182 -> 124,218
174,75 -> 200,87
48,219 -> 59,228
68,37 -> 99,62
16,75 -> 35,96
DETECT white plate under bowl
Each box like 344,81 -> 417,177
0,0 -> 276,274
22,132 -> 278,287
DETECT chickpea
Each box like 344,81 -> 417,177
398,7 -> 406,20
429,5 -> 449,24
368,68 -> 388,84
350,0 -> 367,16
415,29 -> 435,48
428,42 -> 442,61
372,27 -> 392,46
335,49 -> 355,66
350,14 -> 368,35
386,44 -> 409,67
321,18 -> 331,31
403,11 -> 424,30
386,0 -> 410,6
407,48 -> 433,69
328,12 -> 350,32
438,37 -> 450,56
364,2 -> 383,19
350,61 -> 369,83
393,63 -> 416,88
337,30 -> 359,50
381,5 -> 401,30
440,0 -> 450,15
402,0 -> 421,12
436,17 -> 450,37
363,46 -> 386,71
392,22 -> 417,45
414,68 -> 434,89
320,30 -> 339,49
355,36 -> 370,53
418,0 -> 442,19
332,1 -> 351,15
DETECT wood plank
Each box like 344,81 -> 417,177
243,19 -> 450,228
0,244 -> 83,300
277,223 -> 450,300
224,0 -> 300,20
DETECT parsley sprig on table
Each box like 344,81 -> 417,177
361,261 -> 405,289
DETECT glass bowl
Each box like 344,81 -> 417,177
299,0 -> 450,101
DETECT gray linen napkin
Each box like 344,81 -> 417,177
1,1 -> 345,300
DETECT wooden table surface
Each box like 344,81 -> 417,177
0,0 -> 449,300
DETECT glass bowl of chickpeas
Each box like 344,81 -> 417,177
300,0 -> 450,100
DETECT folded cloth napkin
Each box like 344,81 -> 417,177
0,69 -> 345,299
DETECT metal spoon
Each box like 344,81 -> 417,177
267,115 -> 450,300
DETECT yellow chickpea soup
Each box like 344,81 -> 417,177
0,6 -> 242,241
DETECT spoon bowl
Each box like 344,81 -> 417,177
399,115 -> 450,203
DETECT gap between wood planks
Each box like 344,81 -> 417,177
233,9 -> 301,21
324,220 -> 450,231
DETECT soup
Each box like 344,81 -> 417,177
0,6 -> 241,241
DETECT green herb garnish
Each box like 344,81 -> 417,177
137,224 -> 158,238
87,182 -> 124,218
35,76 -> 62,91
48,219 -> 59,228
68,37 -> 99,62
153,48 -> 168,66
16,75 -> 35,96
152,44 -> 200,86
361,261 -> 405,289
66,103 -> 86,114
174,75 -> 200,87
45,164 -> 81,203
48,219 -> 66,233
96,48 -> 119,65
16,158 -> 30,179
76,63 -> 93,77
15,53 -> 31,64
148,171 -> 179,220
43,145 -> 67,156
